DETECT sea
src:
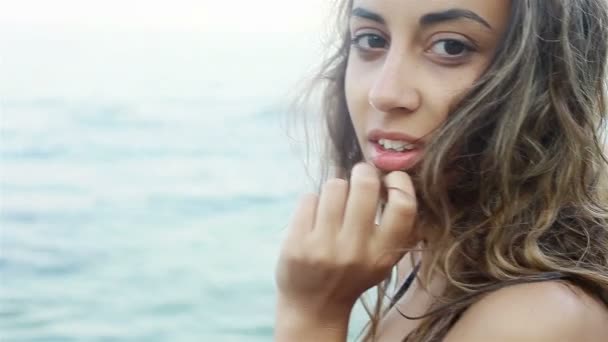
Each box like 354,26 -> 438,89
0,29 -> 370,341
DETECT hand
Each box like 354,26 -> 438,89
275,162 -> 419,323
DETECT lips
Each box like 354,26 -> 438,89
370,142 -> 423,172
366,129 -> 425,172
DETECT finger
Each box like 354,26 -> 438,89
285,193 -> 318,245
374,171 -> 418,251
341,162 -> 382,238
313,178 -> 349,237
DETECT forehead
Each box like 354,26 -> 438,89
351,0 -> 511,29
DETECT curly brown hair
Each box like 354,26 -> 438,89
287,0 -> 608,340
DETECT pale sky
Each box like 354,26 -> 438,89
0,0 -> 330,33
0,0 -> 333,101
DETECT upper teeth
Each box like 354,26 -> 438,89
378,139 -> 415,151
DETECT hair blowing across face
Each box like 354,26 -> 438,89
289,0 -> 608,340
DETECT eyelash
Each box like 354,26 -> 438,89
350,33 -> 476,62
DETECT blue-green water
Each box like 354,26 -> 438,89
0,31 -> 368,341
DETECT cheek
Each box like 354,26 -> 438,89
345,57 -> 362,105
344,62 -> 368,127
427,66 -> 482,117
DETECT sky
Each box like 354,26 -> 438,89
0,0 -> 334,101
0,0 -> 331,33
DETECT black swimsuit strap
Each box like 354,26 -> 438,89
390,262 -> 422,308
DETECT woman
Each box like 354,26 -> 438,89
275,0 -> 608,341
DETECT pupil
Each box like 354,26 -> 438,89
444,41 -> 465,55
368,36 -> 385,48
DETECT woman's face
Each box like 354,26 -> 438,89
345,0 -> 511,172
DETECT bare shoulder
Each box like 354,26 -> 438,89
444,280 -> 608,342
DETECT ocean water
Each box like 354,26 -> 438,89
0,30 -> 369,341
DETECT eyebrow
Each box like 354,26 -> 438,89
420,9 -> 492,30
351,7 -> 386,25
351,7 -> 492,31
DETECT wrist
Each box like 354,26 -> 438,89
274,297 -> 353,342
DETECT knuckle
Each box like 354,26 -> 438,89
306,236 -> 335,261
307,249 -> 336,268
335,254 -> 363,271
283,247 -> 330,268
280,247 -> 304,266
335,240 -> 365,267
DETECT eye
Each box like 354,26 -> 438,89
429,39 -> 474,58
351,33 -> 389,51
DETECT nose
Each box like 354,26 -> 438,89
368,53 -> 421,114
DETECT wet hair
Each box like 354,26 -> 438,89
287,0 -> 608,340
